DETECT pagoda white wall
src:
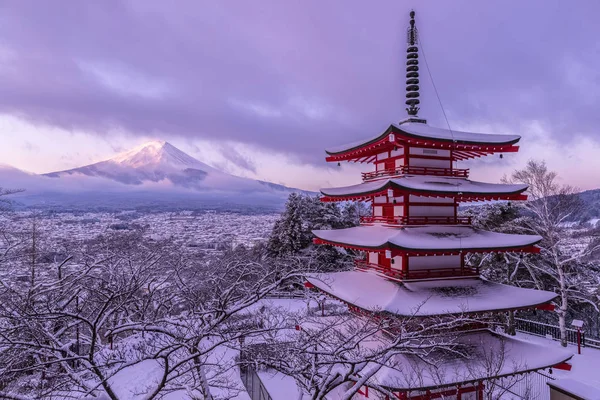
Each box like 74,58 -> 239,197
409,147 -> 451,157
409,157 -> 452,169
409,195 -> 453,203
376,151 -> 389,161
409,205 -> 454,217
374,196 -> 387,204
390,148 -> 403,158
391,255 -> 402,271
408,195 -> 454,217
408,147 -> 451,169
409,255 -> 461,270
368,252 -> 379,265
373,206 -> 382,217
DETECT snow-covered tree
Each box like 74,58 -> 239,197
0,219 -> 308,399
503,160 -> 600,346
267,194 -> 360,269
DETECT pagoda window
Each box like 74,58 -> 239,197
395,157 -> 405,168
376,161 -> 386,171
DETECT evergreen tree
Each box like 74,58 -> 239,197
267,194 -> 360,266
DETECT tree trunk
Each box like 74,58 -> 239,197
192,341 -> 214,400
557,263 -> 569,347
558,294 -> 569,347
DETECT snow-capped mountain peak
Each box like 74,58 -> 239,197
109,140 -> 214,171
41,141 -> 304,203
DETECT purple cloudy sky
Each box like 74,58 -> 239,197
1,1 -> 600,190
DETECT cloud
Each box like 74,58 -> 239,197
22,140 -> 38,152
0,1 -> 599,180
218,145 -> 257,174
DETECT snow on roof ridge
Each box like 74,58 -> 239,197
312,225 -> 542,250
320,175 -> 528,197
306,270 -> 557,317
325,121 -> 521,155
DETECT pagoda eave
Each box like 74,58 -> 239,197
312,225 -> 542,255
319,176 -> 528,203
313,284 -> 556,317
366,330 -> 572,391
305,271 -> 558,317
313,237 -> 541,255
320,192 -> 527,203
325,123 -> 521,163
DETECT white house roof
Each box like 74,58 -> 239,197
325,121 -> 521,155
306,270 -> 557,316
312,225 -> 541,251
366,329 -> 572,390
320,176 -> 527,198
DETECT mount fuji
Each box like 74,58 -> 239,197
7,141 -> 307,210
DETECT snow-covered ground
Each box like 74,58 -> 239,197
516,331 -> 600,389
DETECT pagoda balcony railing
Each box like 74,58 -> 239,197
362,166 -> 469,181
354,259 -> 479,280
360,215 -> 472,226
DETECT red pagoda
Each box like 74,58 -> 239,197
305,11 -> 572,399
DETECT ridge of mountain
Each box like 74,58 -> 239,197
6,141 -> 309,210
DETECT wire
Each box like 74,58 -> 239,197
419,34 -> 463,253
419,37 -> 455,143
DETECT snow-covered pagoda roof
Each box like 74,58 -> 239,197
326,120 -> 521,156
313,225 -> 541,253
366,329 -> 572,390
320,176 -> 527,201
307,271 -> 556,316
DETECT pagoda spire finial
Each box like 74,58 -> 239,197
405,10 -> 420,117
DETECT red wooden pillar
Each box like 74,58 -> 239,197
477,382 -> 484,400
